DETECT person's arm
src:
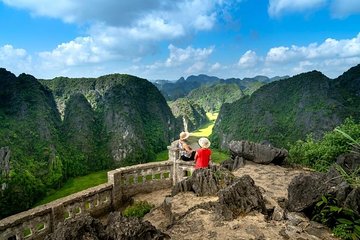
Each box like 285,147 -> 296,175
183,142 -> 192,153
194,151 -> 198,163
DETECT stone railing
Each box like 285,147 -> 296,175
0,145 -> 194,240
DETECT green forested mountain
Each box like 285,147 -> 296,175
187,83 -> 244,112
169,98 -> 208,132
212,65 -> 360,149
155,74 -> 222,100
154,74 -> 287,102
0,70 -> 179,218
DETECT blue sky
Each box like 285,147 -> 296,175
0,0 -> 360,80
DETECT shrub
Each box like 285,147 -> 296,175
122,201 -> 154,218
312,195 -> 360,240
288,118 -> 360,171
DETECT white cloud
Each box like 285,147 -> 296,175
238,50 -> 259,68
1,0 -> 235,73
268,0 -> 360,18
331,0 -> 360,18
165,44 -> 214,67
265,33 -> 360,64
0,45 -> 32,74
268,0 -> 326,17
210,62 -> 222,71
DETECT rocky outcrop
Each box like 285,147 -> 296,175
169,172 -> 266,221
220,155 -> 245,171
171,166 -> 235,196
106,212 -> 170,240
228,140 -> 288,165
344,188 -> 360,216
336,153 -> 360,174
287,167 -> 352,212
216,175 -> 266,220
45,212 -> 170,240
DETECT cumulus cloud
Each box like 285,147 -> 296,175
265,33 -> 360,63
1,0 -> 236,72
165,44 -> 214,67
268,0 -> 326,17
238,50 -> 259,68
0,45 -> 32,74
259,33 -> 360,77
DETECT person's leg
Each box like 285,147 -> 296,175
181,155 -> 193,161
190,151 -> 196,160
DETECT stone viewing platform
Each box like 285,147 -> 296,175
0,145 -> 193,240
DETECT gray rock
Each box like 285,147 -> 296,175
228,140 -> 288,165
344,187 -> 360,216
45,212 -> 170,240
217,175 -> 266,220
220,155 -> 245,171
337,153 -> 360,173
287,172 -> 324,212
271,206 -> 285,221
106,212 -> 170,240
44,214 -> 107,240
171,166 -> 235,196
287,167 -> 351,212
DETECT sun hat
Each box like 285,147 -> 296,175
179,131 -> 190,140
198,137 -> 211,148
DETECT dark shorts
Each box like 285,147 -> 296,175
180,151 -> 195,161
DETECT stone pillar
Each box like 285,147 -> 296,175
108,170 -> 123,210
168,141 -> 180,186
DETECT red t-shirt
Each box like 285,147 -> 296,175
195,148 -> 212,169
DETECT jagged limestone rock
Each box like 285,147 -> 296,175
44,212 -> 170,240
171,166 -> 235,196
106,212 -> 170,240
220,155 -> 245,171
216,175 -> 266,220
287,167 -> 352,212
229,140 -> 288,165
344,187 -> 360,216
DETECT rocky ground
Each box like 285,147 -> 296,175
136,162 -> 339,240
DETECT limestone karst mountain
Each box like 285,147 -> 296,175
0,70 -> 180,218
169,98 -> 208,132
212,65 -> 360,149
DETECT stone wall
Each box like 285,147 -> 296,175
0,146 -> 194,240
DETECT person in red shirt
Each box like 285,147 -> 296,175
195,137 -> 212,169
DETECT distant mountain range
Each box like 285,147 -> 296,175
211,64 -> 360,149
153,74 -> 289,101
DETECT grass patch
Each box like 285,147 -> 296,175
35,170 -> 108,206
123,201 -> 154,218
211,149 -> 230,164
152,149 -> 168,162
192,112 -> 218,137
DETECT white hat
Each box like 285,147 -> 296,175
198,137 -> 211,148
179,131 -> 190,140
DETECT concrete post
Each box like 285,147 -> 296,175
168,141 -> 179,186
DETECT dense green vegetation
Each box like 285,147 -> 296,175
288,118 -> 360,171
187,83 -> 244,112
35,170 -> 108,206
212,65 -> 360,149
0,69 -> 179,219
312,195 -> 360,240
169,98 -> 208,132
123,201 -> 154,218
